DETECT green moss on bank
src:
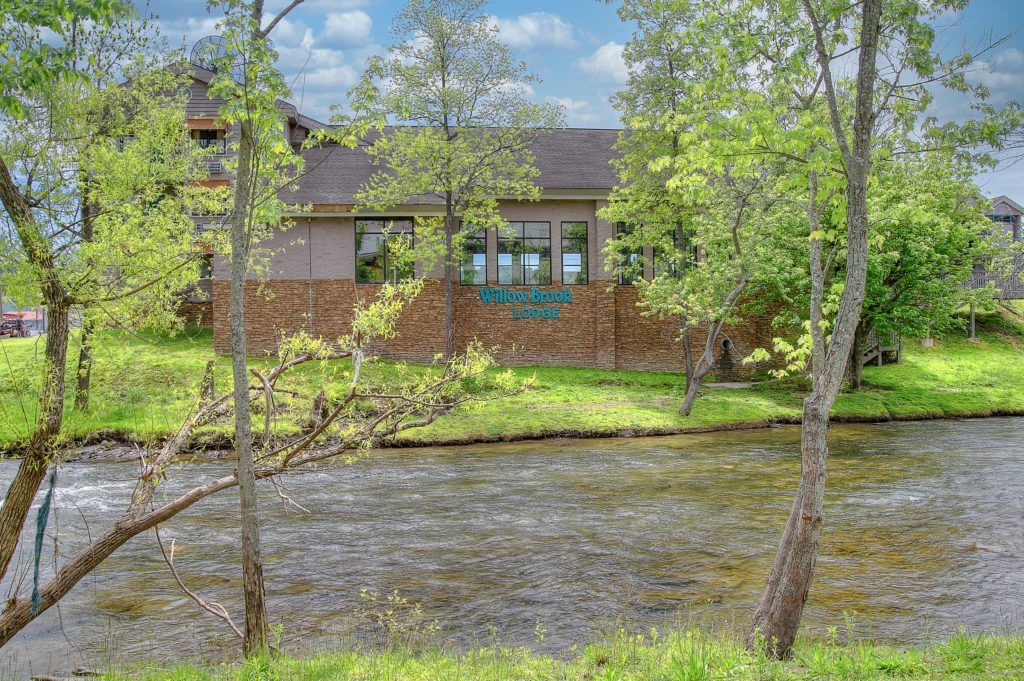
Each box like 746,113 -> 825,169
1,310 -> 1023,450
103,630 -> 1024,680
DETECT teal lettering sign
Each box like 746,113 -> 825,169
478,287 -> 572,319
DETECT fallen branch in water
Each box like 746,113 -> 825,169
0,283 -> 529,650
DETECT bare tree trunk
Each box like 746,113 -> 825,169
848,321 -> 866,391
75,317 -> 94,410
75,199 -> 95,410
749,0 -> 881,658
443,193 -> 455,360
679,329 -> 718,416
0,312 -> 70,584
0,155 -> 73,585
807,172 -> 826,384
681,324 -> 694,394
228,119 -> 268,657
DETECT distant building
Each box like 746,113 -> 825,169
974,195 -> 1024,299
181,64 -> 771,374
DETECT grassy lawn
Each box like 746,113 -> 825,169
102,630 -> 1024,680
1,310 -> 1022,450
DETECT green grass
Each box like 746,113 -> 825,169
100,630 -> 1024,680
2,310 -> 1023,450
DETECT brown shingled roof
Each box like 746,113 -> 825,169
284,128 -> 621,206
182,64 -> 621,204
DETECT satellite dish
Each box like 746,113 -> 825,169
190,35 -> 226,72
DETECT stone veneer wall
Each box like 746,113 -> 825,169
211,279 -> 775,375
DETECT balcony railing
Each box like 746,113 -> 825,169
968,254 -> 1024,299
194,138 -> 226,154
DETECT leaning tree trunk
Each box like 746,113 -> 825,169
228,119 -> 269,657
749,0 -> 881,658
807,171 -> 827,383
0,469 -> 243,648
680,334 -> 714,416
0,154 -> 73,585
679,281 -> 746,416
0,301 -> 70,585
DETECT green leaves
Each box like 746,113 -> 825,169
342,0 -> 564,271
0,0 -> 133,117
0,15 -> 207,332
205,1 -> 306,261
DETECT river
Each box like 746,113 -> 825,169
1,417 -> 1022,676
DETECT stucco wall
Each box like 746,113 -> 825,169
212,200 -> 611,283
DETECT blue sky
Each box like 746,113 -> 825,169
147,0 -> 1024,197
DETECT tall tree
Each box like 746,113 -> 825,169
849,155 -> 1000,387
602,0 -> 815,415
345,0 -> 564,359
206,0 -> 306,656
0,1 -> 203,588
606,0 -> 1014,657
749,0 -> 1004,656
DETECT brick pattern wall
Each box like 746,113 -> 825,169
178,300 -> 213,328
212,278 -> 776,375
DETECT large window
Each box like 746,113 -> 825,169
460,225 -> 488,285
561,221 -> 588,285
616,222 -> 643,284
498,222 -> 551,285
355,218 -> 414,284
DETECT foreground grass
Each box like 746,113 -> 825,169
102,630 -> 1024,680
1,310 -> 1023,450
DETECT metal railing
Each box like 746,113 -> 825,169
194,137 -> 226,154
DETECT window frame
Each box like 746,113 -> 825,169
616,222 -> 643,285
498,221 -> 552,286
458,222 -> 489,286
654,224 -> 696,278
560,221 -> 589,285
190,128 -> 226,155
992,214 -> 1021,242
354,217 -> 416,285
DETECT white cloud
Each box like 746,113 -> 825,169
576,42 -> 627,84
301,64 -> 360,89
322,11 -> 373,48
265,0 -> 367,12
490,12 -> 576,49
158,17 -> 222,53
970,48 -> 1024,96
159,13 -> 373,123
546,96 -> 599,124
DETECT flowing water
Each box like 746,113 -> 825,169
1,417 -> 1023,676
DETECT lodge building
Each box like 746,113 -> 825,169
182,65 -> 772,374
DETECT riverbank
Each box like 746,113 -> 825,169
101,631 -> 1024,680
1,310 -> 1022,451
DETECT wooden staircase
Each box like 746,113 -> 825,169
860,329 -> 901,367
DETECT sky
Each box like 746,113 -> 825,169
145,0 -> 1024,198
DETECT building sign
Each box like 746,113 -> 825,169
478,287 -> 573,319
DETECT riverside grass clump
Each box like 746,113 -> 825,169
99,629 -> 1024,680
1,308 -> 1024,450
